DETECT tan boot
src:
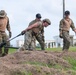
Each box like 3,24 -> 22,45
17,46 -> 25,52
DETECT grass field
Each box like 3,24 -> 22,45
8,48 -> 17,54
46,46 -> 76,51
8,46 -> 76,54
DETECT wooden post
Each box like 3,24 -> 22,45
63,0 -> 65,18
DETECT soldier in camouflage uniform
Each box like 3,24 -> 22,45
24,13 -> 42,50
0,10 -> 12,56
59,10 -> 76,51
21,18 -> 51,50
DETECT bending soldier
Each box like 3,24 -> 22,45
24,13 -> 42,50
21,18 -> 51,50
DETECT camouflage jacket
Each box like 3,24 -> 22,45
32,21 -> 44,34
29,19 -> 44,36
59,18 -> 75,32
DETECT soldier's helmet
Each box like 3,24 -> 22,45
0,10 -> 7,18
43,18 -> 51,25
36,13 -> 41,19
65,10 -> 70,15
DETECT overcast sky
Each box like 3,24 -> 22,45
0,0 -> 76,46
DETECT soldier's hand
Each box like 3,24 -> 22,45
21,30 -> 26,35
59,34 -> 63,38
9,32 -> 12,38
74,29 -> 76,33
59,31 -> 63,38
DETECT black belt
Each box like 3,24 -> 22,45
62,30 -> 69,33
0,31 -> 5,33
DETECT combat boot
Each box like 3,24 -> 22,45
2,48 -> 9,56
0,48 -> 2,57
41,47 -> 45,50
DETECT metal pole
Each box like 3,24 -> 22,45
63,0 -> 65,18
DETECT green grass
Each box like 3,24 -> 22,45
46,47 -> 62,51
37,46 -> 76,52
69,46 -> 76,51
46,46 -> 76,51
2,48 -> 16,54
7,46 -> 76,54
64,57 -> 76,71
8,48 -> 17,54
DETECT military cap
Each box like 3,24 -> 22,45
43,18 -> 51,25
36,13 -> 41,18
65,10 -> 70,15
0,10 -> 7,17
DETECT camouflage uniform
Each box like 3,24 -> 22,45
59,18 -> 75,51
24,19 -> 41,50
32,21 -> 45,50
0,10 -> 11,56
18,18 -> 51,51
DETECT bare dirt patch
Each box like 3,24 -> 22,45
0,50 -> 76,75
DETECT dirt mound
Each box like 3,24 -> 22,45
0,50 -> 76,75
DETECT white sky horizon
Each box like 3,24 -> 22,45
0,0 -> 76,46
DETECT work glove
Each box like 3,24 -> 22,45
9,32 -> 12,38
21,30 -> 26,35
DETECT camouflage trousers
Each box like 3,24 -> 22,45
62,31 -> 71,51
18,31 -> 45,51
35,33 -> 45,50
0,32 -> 10,56
24,31 -> 36,50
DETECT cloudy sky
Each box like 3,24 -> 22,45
0,0 -> 76,46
